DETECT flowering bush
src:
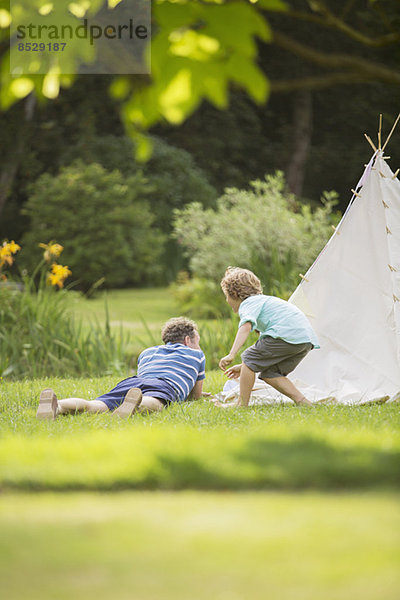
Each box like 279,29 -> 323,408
38,242 -> 72,288
0,240 -> 129,379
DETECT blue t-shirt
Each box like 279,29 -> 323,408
238,294 -> 320,348
137,343 -> 206,402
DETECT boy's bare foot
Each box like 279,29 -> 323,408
210,398 -> 240,408
295,396 -> 313,407
316,396 -> 336,405
36,388 -> 58,420
112,388 -> 142,419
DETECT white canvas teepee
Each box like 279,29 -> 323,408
289,149 -> 400,403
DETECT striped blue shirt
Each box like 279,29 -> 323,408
137,343 -> 206,402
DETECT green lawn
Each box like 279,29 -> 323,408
1,374 -> 398,491
1,288 -> 399,599
68,287 -> 176,340
1,491 -> 398,600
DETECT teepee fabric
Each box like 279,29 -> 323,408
288,151 -> 400,403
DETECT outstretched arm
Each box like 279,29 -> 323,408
188,380 -> 204,400
219,322 -> 252,370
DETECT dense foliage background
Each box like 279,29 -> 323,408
1,0 -> 399,291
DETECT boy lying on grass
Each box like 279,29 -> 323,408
214,267 -> 319,408
36,317 -> 206,420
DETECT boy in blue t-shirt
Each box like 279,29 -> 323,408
36,317 -> 206,420
216,267 -> 319,408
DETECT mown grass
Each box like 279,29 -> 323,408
1,491 -> 398,600
65,287 -> 177,365
68,287 -> 176,339
1,373 -> 398,600
1,373 -> 398,491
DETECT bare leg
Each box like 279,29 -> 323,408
238,364 -> 256,407
58,398 -> 109,415
262,376 -> 312,406
137,396 -> 165,413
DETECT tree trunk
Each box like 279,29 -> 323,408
286,89 -> 312,197
0,94 -> 36,218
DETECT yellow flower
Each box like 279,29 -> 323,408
49,243 -> 63,256
0,241 -> 20,268
39,242 -> 64,262
47,273 -> 60,287
0,253 -> 11,268
51,263 -> 71,278
47,263 -> 72,288
7,241 -> 21,254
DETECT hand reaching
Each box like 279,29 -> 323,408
219,353 -> 234,370
224,364 -> 242,379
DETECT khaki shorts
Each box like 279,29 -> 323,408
241,335 -> 313,379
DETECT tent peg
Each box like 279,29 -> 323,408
393,169 -> 399,179
388,264 -> 397,272
299,273 -> 309,282
386,226 -> 392,235
351,188 -> 361,198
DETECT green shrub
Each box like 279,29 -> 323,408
21,161 -> 165,290
173,172 -> 340,306
60,135 -> 218,281
61,134 -> 217,221
170,272 -> 230,319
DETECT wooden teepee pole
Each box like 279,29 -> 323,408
382,113 -> 400,152
364,133 -> 377,152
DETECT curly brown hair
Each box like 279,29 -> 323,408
220,266 -> 263,301
161,317 -> 199,344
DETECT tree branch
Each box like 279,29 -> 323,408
270,72 -> 372,93
340,0 -> 357,21
272,31 -> 400,85
281,7 -> 400,47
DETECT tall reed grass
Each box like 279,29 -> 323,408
1,279 -> 256,379
0,277 -> 130,379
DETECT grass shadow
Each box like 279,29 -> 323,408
155,435 -> 400,490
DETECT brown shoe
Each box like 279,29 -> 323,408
112,387 -> 142,419
36,388 -> 58,420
